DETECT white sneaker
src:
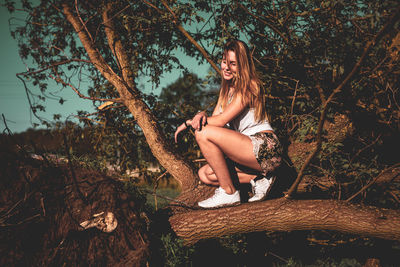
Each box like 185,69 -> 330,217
198,187 -> 240,208
248,176 -> 276,202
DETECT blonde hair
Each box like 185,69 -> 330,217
219,40 -> 267,122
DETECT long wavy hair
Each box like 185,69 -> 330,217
219,39 -> 267,122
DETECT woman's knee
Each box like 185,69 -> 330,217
194,129 -> 204,143
194,127 -> 212,143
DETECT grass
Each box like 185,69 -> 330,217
139,184 -> 181,210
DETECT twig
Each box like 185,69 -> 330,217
16,74 -> 46,124
346,175 -> 380,202
63,134 -> 87,203
285,6 -> 400,198
16,59 -> 91,77
75,0 -> 94,43
389,191 -> 400,204
48,73 -> 122,102
346,165 -> 400,202
349,134 -> 382,165
1,114 -> 13,135
143,0 -> 220,74
153,171 -> 168,211
287,79 -> 299,129
47,237 -> 66,265
40,195 -> 46,216
267,251 -> 288,263
0,214 -> 41,227
237,2 -> 289,44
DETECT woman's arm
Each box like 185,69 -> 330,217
211,95 -> 221,116
174,92 -> 246,142
191,93 -> 221,130
206,95 -> 246,127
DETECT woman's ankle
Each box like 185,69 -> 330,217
220,185 -> 236,195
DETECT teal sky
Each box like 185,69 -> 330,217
0,4 -> 210,133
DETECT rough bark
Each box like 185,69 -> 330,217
169,198 -> 400,245
168,161 -> 400,244
62,3 -> 197,192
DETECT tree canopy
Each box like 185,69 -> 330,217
5,0 -> 400,250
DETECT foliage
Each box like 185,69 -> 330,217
158,233 -> 195,267
3,0 -> 400,264
5,0 -> 399,196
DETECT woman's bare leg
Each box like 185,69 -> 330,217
195,125 -> 261,193
198,164 -> 257,186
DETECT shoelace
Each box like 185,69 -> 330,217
253,179 -> 269,196
209,187 -> 222,200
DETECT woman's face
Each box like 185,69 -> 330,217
221,50 -> 238,81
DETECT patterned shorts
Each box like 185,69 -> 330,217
249,132 -> 283,176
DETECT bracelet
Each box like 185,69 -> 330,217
184,121 -> 188,127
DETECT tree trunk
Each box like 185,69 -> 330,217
62,3 -> 198,192
169,198 -> 400,245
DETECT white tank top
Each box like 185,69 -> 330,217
229,107 -> 273,136
219,92 -> 273,136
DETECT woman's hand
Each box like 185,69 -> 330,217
191,111 -> 207,131
174,120 -> 191,143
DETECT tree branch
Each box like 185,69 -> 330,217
153,0 -> 220,73
285,6 -> 400,198
48,73 -> 122,103
64,2 -> 199,191
346,163 -> 400,202
62,3 -> 123,88
170,198 -> 400,245
237,2 -> 289,44
75,0 -> 94,43
16,59 -> 91,77
102,2 -> 136,91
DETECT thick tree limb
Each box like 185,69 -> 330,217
170,199 -> 400,245
62,4 -> 121,85
62,3 -> 198,191
102,2 -> 135,89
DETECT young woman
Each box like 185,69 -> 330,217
175,40 -> 282,208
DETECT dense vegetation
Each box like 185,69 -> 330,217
2,0 -> 400,265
